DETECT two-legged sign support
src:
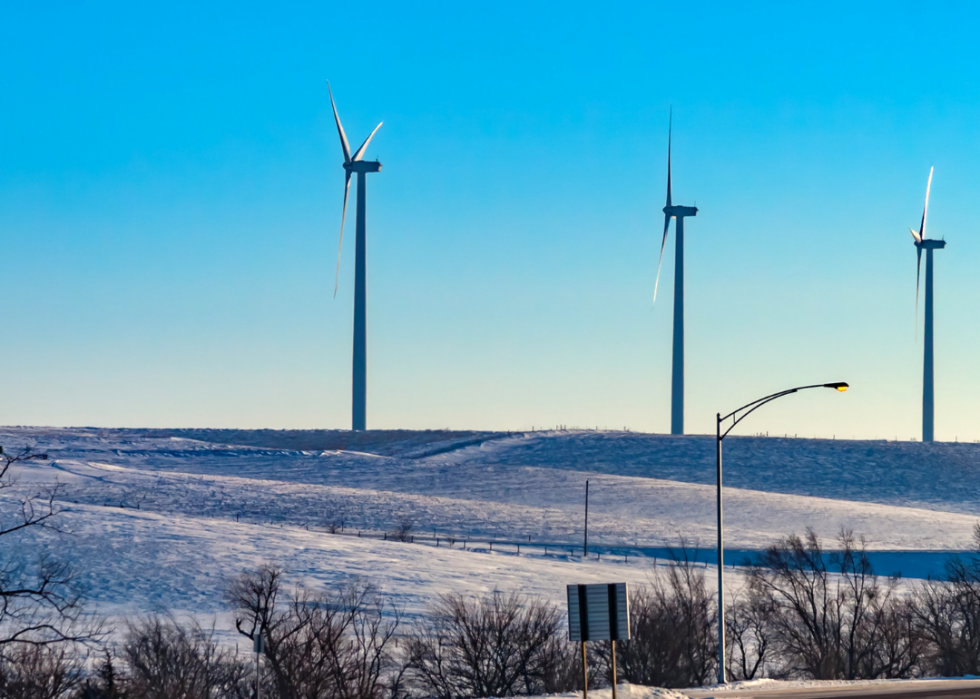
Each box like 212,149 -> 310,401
567,583 -> 630,699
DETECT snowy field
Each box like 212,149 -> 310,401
1,427 -> 978,647
684,677 -> 980,698
534,678 -> 980,698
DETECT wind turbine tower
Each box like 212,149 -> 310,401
328,83 -> 383,431
654,114 -> 698,435
909,166 -> 945,443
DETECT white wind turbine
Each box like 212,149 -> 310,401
328,82 -> 382,431
908,166 -> 945,443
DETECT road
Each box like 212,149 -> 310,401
683,679 -> 980,698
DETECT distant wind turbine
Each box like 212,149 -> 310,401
909,166 -> 945,443
328,82 -> 383,431
653,111 -> 698,435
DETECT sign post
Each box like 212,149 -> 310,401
567,583 -> 630,699
611,639 -> 617,699
253,632 -> 264,699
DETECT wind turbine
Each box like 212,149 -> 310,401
328,82 -> 383,431
909,166 -> 945,443
653,112 -> 698,435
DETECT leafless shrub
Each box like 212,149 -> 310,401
535,635 -> 591,694
404,591 -> 572,698
125,489 -> 149,511
229,564 -> 401,699
0,642 -> 82,699
389,522 -> 413,543
122,615 -> 250,699
725,583 -> 774,681
914,577 -> 978,676
912,523 -> 980,676
862,594 -> 922,679
604,546 -> 716,688
747,528 -> 919,680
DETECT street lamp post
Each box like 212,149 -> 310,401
715,381 -> 848,685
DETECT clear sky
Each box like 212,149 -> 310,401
3,1 -> 979,440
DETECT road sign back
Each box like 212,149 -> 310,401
567,583 -> 630,642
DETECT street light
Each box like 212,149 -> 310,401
715,381 -> 848,684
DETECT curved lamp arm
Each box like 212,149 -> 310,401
718,382 -> 848,440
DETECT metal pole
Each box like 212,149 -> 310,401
611,640 -> 617,699
581,641 -> 588,699
716,413 -> 726,684
711,381 -> 846,685
255,646 -> 260,699
583,480 -> 589,557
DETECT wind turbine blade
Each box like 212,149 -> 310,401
352,122 -> 383,162
920,165 -> 934,239
665,109 -> 673,209
653,222 -> 670,304
327,81 -> 351,163
334,171 -> 352,298
654,109 -> 674,305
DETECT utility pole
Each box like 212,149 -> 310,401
583,480 -> 589,557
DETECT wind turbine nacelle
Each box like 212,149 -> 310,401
346,160 -> 382,174
919,239 -> 946,250
663,205 -> 698,218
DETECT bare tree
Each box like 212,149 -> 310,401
913,523 -> 980,676
606,547 -> 716,688
725,583 -> 773,681
532,633 -> 586,695
914,575 -> 978,676
0,447 -> 102,652
229,565 -> 401,699
747,528 -> 917,680
0,642 -> 82,699
857,593 -> 921,680
405,591 -> 570,699
122,615 -> 250,699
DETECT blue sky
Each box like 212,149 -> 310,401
2,1 -> 979,440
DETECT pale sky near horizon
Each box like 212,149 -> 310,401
3,2 -> 980,441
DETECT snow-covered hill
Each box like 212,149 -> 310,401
0,427 -> 977,642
